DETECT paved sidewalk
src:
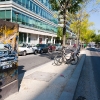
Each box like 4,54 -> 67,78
5,50 -> 86,100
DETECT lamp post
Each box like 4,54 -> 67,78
14,11 -> 19,51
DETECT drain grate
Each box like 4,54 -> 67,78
25,71 -> 57,82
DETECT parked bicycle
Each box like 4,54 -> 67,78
54,46 -> 79,66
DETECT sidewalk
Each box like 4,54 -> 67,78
5,49 -> 86,100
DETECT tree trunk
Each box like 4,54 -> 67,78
62,26 -> 66,46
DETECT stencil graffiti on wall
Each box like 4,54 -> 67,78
0,19 -> 19,86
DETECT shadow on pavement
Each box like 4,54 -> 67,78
18,65 -> 26,91
39,49 -> 72,60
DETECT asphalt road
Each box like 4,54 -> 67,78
73,48 -> 100,100
18,53 -> 53,74
90,48 -> 100,100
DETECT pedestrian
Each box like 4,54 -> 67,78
73,43 -> 76,48
84,43 -> 86,48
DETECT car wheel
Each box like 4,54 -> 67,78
34,50 -> 37,55
40,50 -> 43,54
48,49 -> 51,53
23,51 -> 26,56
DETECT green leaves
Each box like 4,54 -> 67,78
49,0 -> 84,14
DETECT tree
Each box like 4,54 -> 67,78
49,0 -> 85,46
70,12 -> 95,44
93,34 -> 100,44
57,27 -> 69,40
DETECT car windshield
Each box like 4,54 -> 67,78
36,44 -> 46,47
55,44 -> 60,46
19,44 -> 27,47
47,44 -> 52,46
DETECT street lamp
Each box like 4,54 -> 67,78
14,11 -> 19,51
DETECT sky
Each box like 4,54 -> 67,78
86,0 -> 100,34
89,12 -> 100,34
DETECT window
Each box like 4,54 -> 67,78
0,10 -> 5,19
18,14 -> 22,24
5,10 -> 11,19
26,0 -> 29,9
30,1 -> 33,11
22,0 -> 25,7
19,33 -> 27,43
22,14 -> 26,25
28,34 -> 31,43
12,11 -> 16,22
25,16 -> 29,25
36,4 -> 38,14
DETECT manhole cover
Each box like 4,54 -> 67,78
25,71 -> 57,82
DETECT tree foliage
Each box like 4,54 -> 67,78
49,0 -> 85,14
70,11 -> 95,44
94,34 -> 100,44
49,0 -> 85,46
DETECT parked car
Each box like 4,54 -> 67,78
55,43 -> 62,51
47,43 -> 56,52
18,43 -> 38,56
36,44 -> 49,54
32,45 -> 38,54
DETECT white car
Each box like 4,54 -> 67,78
18,43 -> 38,56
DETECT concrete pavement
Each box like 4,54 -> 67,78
5,49 -> 86,100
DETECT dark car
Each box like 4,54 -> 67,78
36,44 -> 49,54
47,43 -> 56,52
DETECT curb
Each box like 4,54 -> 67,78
59,54 -> 86,100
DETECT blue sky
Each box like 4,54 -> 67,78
89,11 -> 100,34
87,0 -> 100,34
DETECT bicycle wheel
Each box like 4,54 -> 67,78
54,55 -> 62,66
71,55 -> 79,65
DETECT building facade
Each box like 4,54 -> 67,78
0,0 -> 58,45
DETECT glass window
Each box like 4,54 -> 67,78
24,33 -> 27,43
12,11 -> 16,22
5,10 -> 11,19
18,0 -> 21,5
19,32 -> 23,44
18,14 -> 22,24
0,10 -> 5,19
26,0 -> 29,9
36,5 -> 38,14
33,3 -> 35,12
19,32 -> 27,44
25,16 -> 29,26
30,1 -> 33,11
22,14 -> 26,25
22,0 -> 25,7
28,34 -> 31,43
29,18 -> 32,26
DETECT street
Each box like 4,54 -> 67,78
18,53 -> 53,74
73,48 -> 100,100
18,49 -> 72,74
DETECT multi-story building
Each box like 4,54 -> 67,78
0,0 -> 58,45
